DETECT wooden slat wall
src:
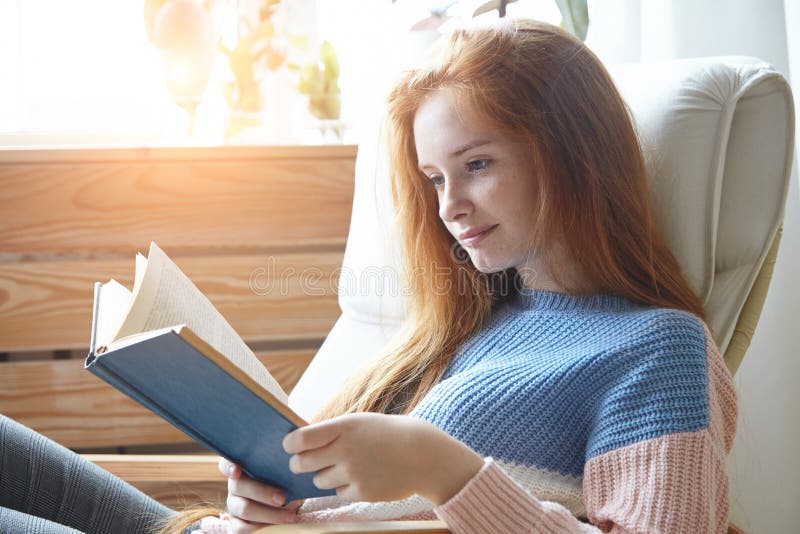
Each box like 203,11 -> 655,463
0,145 -> 356,259
0,144 -> 357,451
0,252 -> 344,352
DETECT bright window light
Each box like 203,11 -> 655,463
0,0 -> 564,146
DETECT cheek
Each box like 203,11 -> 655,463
492,193 -> 538,255
501,178 -> 539,229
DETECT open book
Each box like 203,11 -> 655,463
85,241 -> 335,501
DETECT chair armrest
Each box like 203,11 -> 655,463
256,521 -> 450,533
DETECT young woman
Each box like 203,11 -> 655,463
0,18 -> 736,534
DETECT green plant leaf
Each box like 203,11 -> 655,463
288,33 -> 311,52
296,63 -> 323,95
471,0 -> 517,18
554,0 -> 589,41
309,94 -> 341,120
319,40 -> 340,82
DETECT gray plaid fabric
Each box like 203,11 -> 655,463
0,506 -> 83,533
0,414 -> 182,534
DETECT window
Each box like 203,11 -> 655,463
0,0 -> 562,146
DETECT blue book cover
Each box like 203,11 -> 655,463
85,324 -> 336,503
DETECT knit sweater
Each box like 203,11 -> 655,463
198,288 -> 737,534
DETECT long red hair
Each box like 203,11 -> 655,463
312,18 -> 704,422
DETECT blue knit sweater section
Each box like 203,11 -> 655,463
409,288 -> 710,478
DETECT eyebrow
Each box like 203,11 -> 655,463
418,139 -> 494,171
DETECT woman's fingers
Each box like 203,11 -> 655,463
283,419 -> 342,454
311,464 -> 347,490
289,444 -> 336,475
226,494 -> 299,525
218,457 -> 240,479
219,457 -> 299,526
285,499 -> 305,512
220,458 -> 286,506
228,473 -> 286,507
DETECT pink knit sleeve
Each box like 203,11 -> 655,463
433,324 -> 737,534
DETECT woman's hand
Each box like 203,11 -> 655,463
218,457 -> 302,533
282,413 -> 484,505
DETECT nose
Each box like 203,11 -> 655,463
438,178 -> 473,222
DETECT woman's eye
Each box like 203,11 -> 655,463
428,175 -> 445,188
467,159 -> 491,173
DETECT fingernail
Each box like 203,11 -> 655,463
272,491 -> 285,506
227,465 -> 235,478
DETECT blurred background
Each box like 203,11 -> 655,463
0,0 -> 566,146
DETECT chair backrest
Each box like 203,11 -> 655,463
289,56 -> 795,421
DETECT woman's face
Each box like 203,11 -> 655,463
413,89 -> 541,277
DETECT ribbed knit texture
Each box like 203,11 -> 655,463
427,289 -> 737,533
200,289 -> 737,533
410,289 -> 712,472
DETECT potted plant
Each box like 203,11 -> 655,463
289,40 -> 344,142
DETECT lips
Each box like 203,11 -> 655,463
459,224 -> 498,247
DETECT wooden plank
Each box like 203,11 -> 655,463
0,349 -> 316,449
0,145 -> 356,261
0,145 -> 357,163
0,252 -> 343,352
83,454 -> 222,482
134,480 -> 226,510
259,349 -> 318,396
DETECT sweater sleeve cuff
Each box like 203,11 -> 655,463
433,457 -> 586,533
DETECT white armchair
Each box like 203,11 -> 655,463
277,56 -> 794,533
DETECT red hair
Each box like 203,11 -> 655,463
313,18 -> 704,421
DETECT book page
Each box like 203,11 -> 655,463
94,280 -> 132,349
132,252 -> 147,297
112,242 -> 288,405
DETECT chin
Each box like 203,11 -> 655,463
469,255 -> 510,274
